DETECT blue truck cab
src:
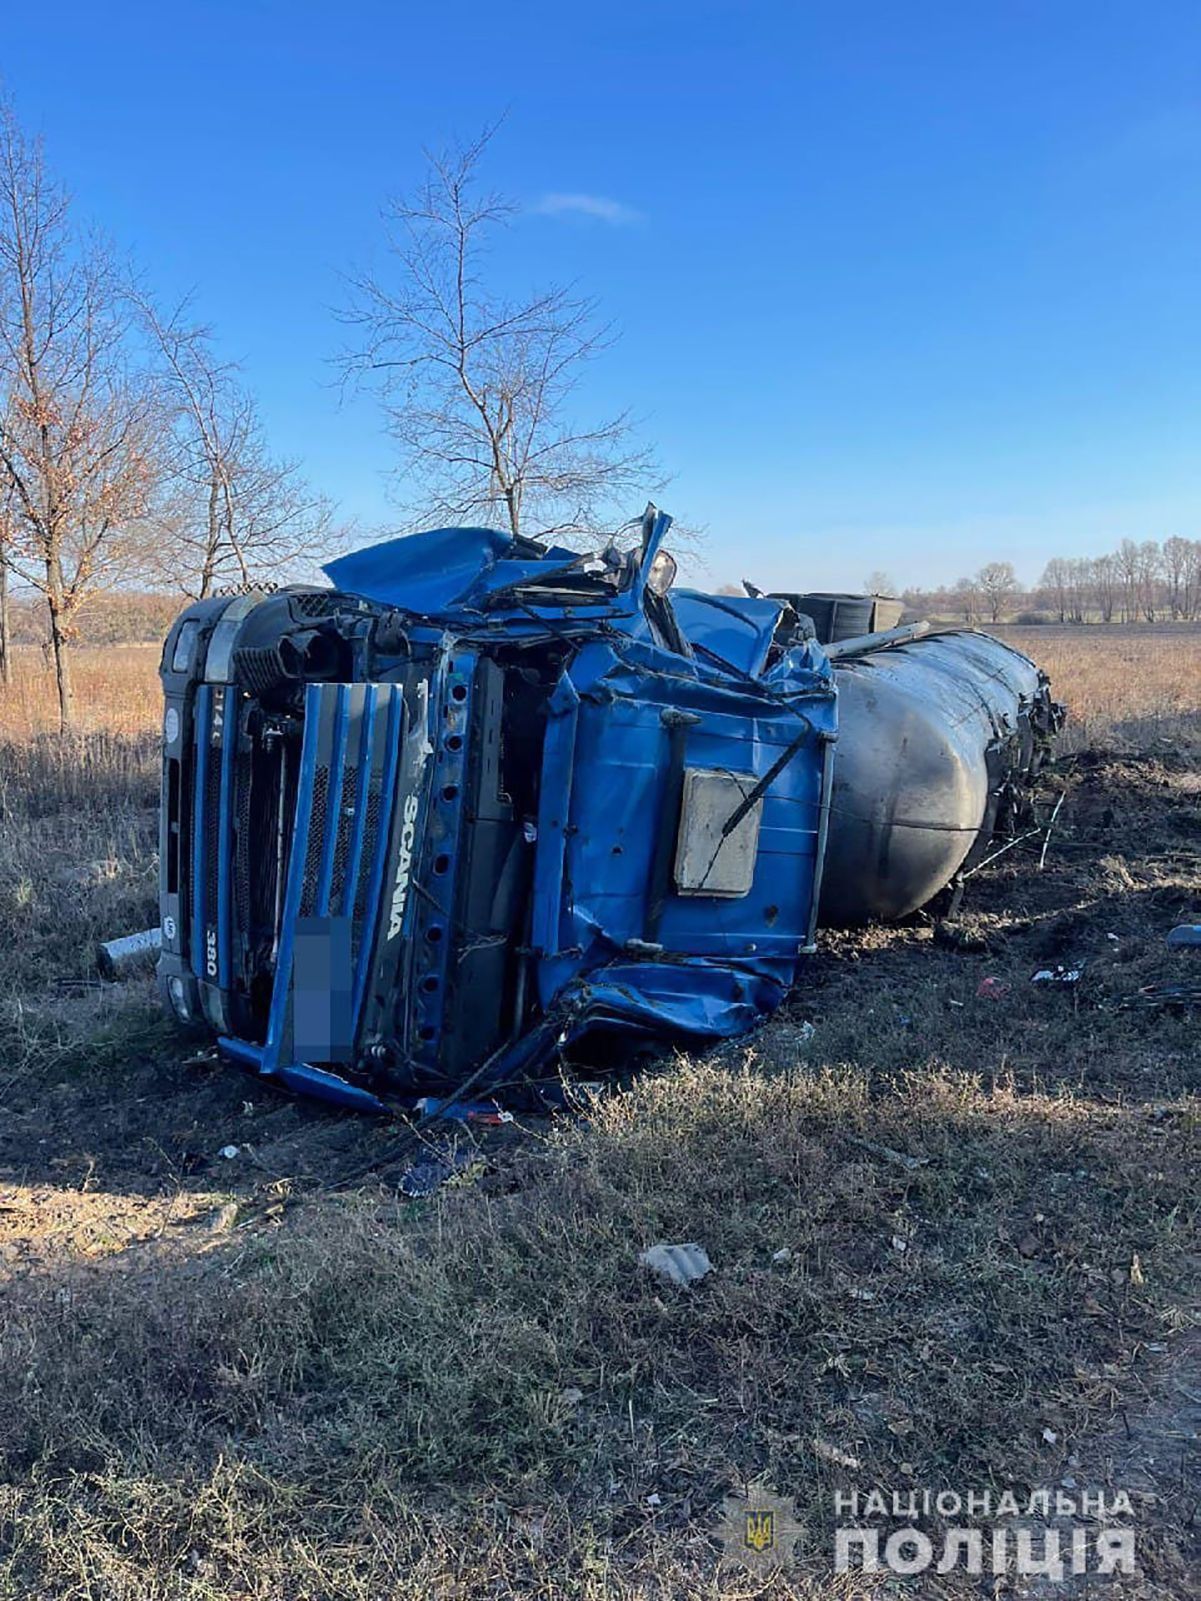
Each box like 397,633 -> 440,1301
158,508 -> 837,1111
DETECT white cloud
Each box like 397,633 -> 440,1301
533,191 -> 642,225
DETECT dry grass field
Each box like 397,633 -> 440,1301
0,624 -> 1197,1598
999,624 -> 1201,752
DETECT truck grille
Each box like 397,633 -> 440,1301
188,681 -> 405,1052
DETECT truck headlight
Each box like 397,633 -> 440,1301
171,620 -> 201,674
167,976 -> 191,1022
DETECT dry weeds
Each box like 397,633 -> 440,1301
1,644 -> 161,740
1001,624 -> 1201,752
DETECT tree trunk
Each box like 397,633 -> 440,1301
199,472 -> 221,598
44,555 -> 74,732
0,546 -> 10,686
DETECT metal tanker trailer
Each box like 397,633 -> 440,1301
818,623 -> 1060,924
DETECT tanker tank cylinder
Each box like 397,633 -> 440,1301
818,629 -> 1060,926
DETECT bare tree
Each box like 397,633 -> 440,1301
1114,538 -> 1142,623
1133,539 -> 1163,621
952,574 -> 982,623
0,102 -> 159,728
1163,536 -> 1192,620
975,560 -> 1018,623
863,568 -> 899,597
1088,551 -> 1118,623
1184,540 -> 1201,620
0,494 -> 11,684
1040,557 -> 1069,623
137,295 -> 340,598
341,130 -> 659,540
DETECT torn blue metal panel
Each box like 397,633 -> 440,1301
529,626 -> 834,1057
321,509 -> 675,635
323,526 -> 516,614
325,525 -> 602,618
669,590 -> 786,678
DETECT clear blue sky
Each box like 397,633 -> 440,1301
4,1 -> 1198,588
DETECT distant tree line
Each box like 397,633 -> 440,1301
900,540 -> 1201,626
1036,538 -> 1201,623
900,561 -> 1020,624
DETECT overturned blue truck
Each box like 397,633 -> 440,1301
157,508 -> 1060,1112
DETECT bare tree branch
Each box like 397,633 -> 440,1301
339,128 -> 664,542
133,290 -> 345,598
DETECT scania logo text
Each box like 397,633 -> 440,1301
386,794 -> 421,940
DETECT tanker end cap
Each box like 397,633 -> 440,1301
818,628 -> 1062,927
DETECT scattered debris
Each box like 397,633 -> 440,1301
208,1201 -> 240,1233
182,1050 -> 219,1070
217,1145 -> 240,1160
1123,981 -> 1201,1011
771,1246 -> 793,1264
848,1135 -> 929,1171
1031,964 -> 1083,985
1166,923 -> 1201,949
97,926 -> 162,981
638,1241 -> 713,1287
796,1020 -> 816,1044
976,975 -> 1011,1000
812,1439 -> 862,1470
414,1097 -> 515,1126
397,1141 -> 477,1199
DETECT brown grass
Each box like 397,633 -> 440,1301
999,624 -> 1201,752
0,626 -> 1197,1597
0,644 -> 161,739
0,1061 -> 1194,1598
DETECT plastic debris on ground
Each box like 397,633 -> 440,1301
1031,965 -> 1083,985
217,1145 -> 240,1160
1166,924 -> 1201,949
638,1241 -> 713,1286
976,976 -> 1011,1000
398,1140 -> 477,1199
414,1097 -> 515,1126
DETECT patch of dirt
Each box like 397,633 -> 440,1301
788,750 -> 1201,1104
1018,1327 -> 1201,1598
